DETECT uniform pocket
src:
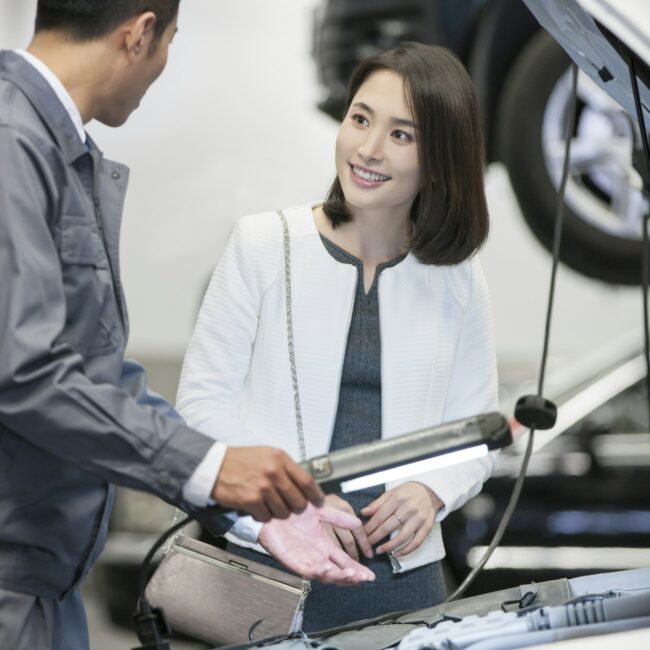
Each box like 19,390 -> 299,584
59,217 -> 109,269
57,216 -> 119,356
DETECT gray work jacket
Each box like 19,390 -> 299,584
0,51 -> 229,599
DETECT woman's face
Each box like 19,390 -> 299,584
335,69 -> 421,218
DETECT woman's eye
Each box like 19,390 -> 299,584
392,129 -> 413,142
351,113 -> 369,126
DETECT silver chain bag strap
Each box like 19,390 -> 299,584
277,209 -> 307,461
277,206 -> 312,606
144,211 -> 311,646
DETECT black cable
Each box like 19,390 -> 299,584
136,509 -> 210,601
627,54 -> 650,430
638,217 -> 649,431
444,63 -> 580,603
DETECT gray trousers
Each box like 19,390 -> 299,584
0,587 -> 88,650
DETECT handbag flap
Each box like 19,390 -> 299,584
176,535 -> 304,589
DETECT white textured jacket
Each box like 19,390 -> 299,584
177,203 -> 499,572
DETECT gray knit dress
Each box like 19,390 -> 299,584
230,235 -> 447,632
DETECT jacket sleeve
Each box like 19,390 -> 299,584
388,256 -> 500,518
119,359 -> 182,421
176,217 -> 272,444
0,125 -> 217,509
120,358 -> 233,521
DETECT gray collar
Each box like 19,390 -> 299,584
0,50 -> 92,164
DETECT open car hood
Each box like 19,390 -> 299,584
524,0 -> 650,129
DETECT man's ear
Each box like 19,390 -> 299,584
122,11 -> 157,59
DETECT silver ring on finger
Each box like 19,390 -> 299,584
395,513 -> 403,525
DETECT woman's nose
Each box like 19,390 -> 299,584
357,130 -> 384,162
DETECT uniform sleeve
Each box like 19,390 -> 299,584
392,256 -> 500,519
119,359 -> 182,421
119,359 -> 231,510
0,125 -> 219,510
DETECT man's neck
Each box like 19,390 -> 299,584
27,32 -> 111,124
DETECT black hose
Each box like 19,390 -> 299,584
445,62 -> 580,602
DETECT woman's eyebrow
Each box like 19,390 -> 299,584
351,101 -> 417,128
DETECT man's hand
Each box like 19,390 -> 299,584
322,494 -> 373,561
258,503 -> 376,586
212,446 -> 324,522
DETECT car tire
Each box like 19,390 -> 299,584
496,30 -> 644,285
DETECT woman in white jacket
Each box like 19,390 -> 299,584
177,42 -> 498,631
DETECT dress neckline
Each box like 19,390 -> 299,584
319,233 -> 407,296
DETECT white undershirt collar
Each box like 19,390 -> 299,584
15,49 -> 87,144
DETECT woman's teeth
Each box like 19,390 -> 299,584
352,166 -> 390,182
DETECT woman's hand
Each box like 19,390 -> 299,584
361,482 -> 444,557
322,494 -> 373,561
258,503 -> 375,585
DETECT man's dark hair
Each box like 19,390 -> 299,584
35,0 -> 180,42
323,42 -> 489,266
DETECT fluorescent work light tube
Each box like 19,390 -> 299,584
340,444 -> 489,493
302,412 -> 511,494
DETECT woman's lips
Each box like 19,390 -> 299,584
349,163 -> 391,188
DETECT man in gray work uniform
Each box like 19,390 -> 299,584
0,2 -> 371,648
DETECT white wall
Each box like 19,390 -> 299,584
0,0 -> 642,378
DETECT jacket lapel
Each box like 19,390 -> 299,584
290,229 -> 357,455
379,258 -> 456,437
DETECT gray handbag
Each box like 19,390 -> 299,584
145,209 -> 311,647
145,535 -> 309,646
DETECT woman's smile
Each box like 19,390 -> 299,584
349,163 -> 392,187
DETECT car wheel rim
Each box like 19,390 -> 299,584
542,67 -> 647,241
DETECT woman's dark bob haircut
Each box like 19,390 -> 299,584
323,42 -> 489,266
